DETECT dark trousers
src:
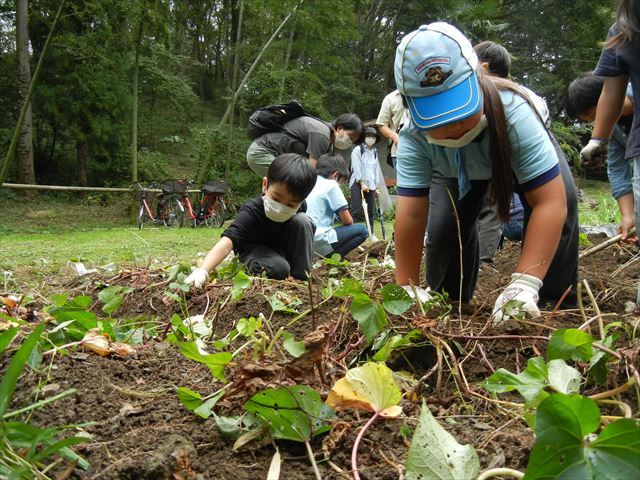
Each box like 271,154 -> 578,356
426,139 -> 578,306
350,183 -> 377,226
239,213 -> 315,280
426,175 -> 488,303
330,223 -> 369,258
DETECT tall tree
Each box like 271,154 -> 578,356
16,0 -> 36,192
500,0 -> 617,118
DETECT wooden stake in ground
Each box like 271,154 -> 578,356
579,227 -> 636,259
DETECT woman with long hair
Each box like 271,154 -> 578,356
393,22 -> 579,324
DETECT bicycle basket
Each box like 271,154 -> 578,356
134,189 -> 147,201
201,179 -> 228,194
160,179 -> 187,195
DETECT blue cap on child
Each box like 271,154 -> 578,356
394,22 -> 482,130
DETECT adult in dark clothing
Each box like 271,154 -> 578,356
246,113 -> 364,177
580,0 -> 640,303
185,154 -> 317,287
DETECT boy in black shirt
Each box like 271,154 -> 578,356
186,153 -> 317,287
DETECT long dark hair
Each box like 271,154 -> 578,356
478,73 -> 512,221
477,71 -> 549,222
605,0 -> 640,48
474,41 -> 511,79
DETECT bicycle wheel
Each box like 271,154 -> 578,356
137,204 -> 146,229
162,198 -> 184,228
204,197 -> 226,228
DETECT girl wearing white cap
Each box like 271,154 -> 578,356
393,22 -> 579,324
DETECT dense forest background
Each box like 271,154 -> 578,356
0,0 -> 618,199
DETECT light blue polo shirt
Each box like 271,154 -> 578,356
396,90 -> 558,194
306,176 -> 349,256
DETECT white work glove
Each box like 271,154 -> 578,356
185,268 -> 209,288
579,139 -> 608,166
401,285 -> 433,303
492,273 -> 542,326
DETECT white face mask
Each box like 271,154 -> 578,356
365,137 -> 376,147
334,132 -> 353,150
263,195 -> 298,222
426,116 -> 488,148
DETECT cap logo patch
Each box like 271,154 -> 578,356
414,56 -> 450,74
420,66 -> 453,87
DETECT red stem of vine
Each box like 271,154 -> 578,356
352,410 -> 381,480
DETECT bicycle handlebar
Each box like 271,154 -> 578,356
129,181 -> 157,190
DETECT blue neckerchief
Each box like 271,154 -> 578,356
454,149 -> 471,199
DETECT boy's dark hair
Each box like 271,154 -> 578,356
332,113 -> 365,143
316,153 -> 349,182
565,73 -> 604,119
267,153 -> 317,201
474,41 -> 511,79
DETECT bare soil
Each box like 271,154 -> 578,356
4,234 -> 639,480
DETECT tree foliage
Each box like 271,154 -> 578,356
0,0 -> 620,191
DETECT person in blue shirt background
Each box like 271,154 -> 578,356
393,22 -> 579,324
306,154 -> 368,258
567,73 -> 635,240
349,126 -> 381,226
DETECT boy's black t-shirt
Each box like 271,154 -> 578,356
222,196 -> 306,254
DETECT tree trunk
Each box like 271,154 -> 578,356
0,0 -> 65,186
16,0 -> 37,197
278,8 -> 298,103
225,0 -> 244,181
131,19 -> 143,182
76,139 -> 88,187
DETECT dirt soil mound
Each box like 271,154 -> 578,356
3,235 -> 639,479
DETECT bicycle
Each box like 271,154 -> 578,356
157,179 -> 190,228
194,179 -> 228,228
131,181 -> 162,229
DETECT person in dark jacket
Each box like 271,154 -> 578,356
246,113 -> 364,177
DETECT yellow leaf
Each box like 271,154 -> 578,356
326,378 -> 376,412
326,362 -> 402,416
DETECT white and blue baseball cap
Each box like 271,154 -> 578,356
395,22 -> 481,130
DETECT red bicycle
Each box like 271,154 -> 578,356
157,179 -> 191,228
159,179 -> 229,228
194,179 -> 229,228
131,181 -> 175,228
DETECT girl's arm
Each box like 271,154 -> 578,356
200,236 -> 234,273
395,195 -> 429,285
517,176 -> 567,280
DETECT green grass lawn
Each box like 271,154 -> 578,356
0,191 -> 223,286
576,179 -> 621,226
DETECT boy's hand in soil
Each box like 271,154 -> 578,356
185,267 -> 209,288
492,273 -> 542,325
